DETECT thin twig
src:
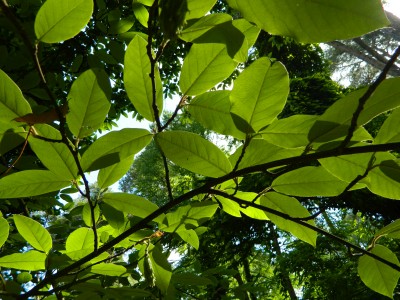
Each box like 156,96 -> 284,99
161,95 -> 187,131
1,128 -> 31,177
340,45 -> 400,148
162,154 -> 174,201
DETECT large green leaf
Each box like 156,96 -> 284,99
90,263 -> 127,276
309,78 -> 400,143
102,192 -> 164,223
260,115 -> 318,148
230,139 -> 302,170
0,128 -> 26,155
179,43 -> 238,96
34,0 -> 94,43
227,0 -> 388,43
0,217 -> 9,248
124,35 -> 163,122
231,19 -> 260,63
81,128 -> 152,172
366,152 -> 400,200
65,228 -> 94,259
230,58 -> 289,132
149,245 -> 172,294
177,229 -> 199,250
0,69 -> 31,129
261,193 -> 317,246
82,203 -> 100,227
28,124 -> 78,179
67,68 -> 111,138
272,166 -> 348,197
98,155 -> 134,189
233,192 -> 268,220
132,2 -> 149,28
375,219 -> 400,239
185,0 -> 217,20
358,245 -> 400,298
375,108 -> 400,144
0,251 -> 46,271
155,131 -> 232,177
0,170 -> 70,198
188,90 -> 245,139
13,215 -> 52,254
180,14 -> 232,42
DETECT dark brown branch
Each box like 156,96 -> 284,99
161,95 -> 187,131
340,45 -> 400,148
162,154 -> 174,201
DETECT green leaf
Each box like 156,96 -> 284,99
185,0 -> 217,20
156,131 -> 232,177
366,152 -> 400,200
0,170 -> 70,198
230,139 -> 302,170
0,128 -> 26,155
132,2 -> 149,28
233,192 -> 268,220
149,245 -> 172,294
0,217 -> 9,248
261,193 -> 317,247
181,14 -> 232,41
179,43 -> 238,96
375,219 -> 400,239
81,128 -> 152,172
65,227 -> 94,259
102,192 -> 164,223
124,35 -> 163,122
16,272 -> 32,283
34,0 -> 94,43
375,108 -> 400,144
0,251 -> 46,271
227,0 -> 389,43
28,124 -> 78,179
82,203 -> 100,227
215,195 -> 242,218
231,19 -> 260,63
188,90 -> 245,139
90,263 -> 127,276
177,229 -> 199,250
172,273 -> 213,286
98,155 -> 134,189
0,69 -> 32,129
67,68 -> 111,138
13,215 -> 52,254
358,245 -> 400,299
100,203 -> 126,229
272,166 -> 348,197
260,115 -> 318,148
309,78 -> 400,143
230,58 -> 289,132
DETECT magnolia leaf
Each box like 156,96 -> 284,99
358,245 -> 400,298
13,215 -> 52,254
132,2 -> 149,28
0,170 -> 70,199
0,128 -> 26,155
65,228 -> 94,259
272,166 -> 348,197
67,68 -> 111,138
0,69 -> 31,129
261,193 -> 317,247
0,251 -> 46,271
81,128 -> 152,172
149,245 -> 172,294
35,0 -> 94,43
0,217 -> 9,248
185,0 -> 217,20
375,219 -> 400,239
227,0 -> 389,43
124,35 -> 163,121
82,203 -> 100,227
188,90 -> 245,139
180,14 -> 232,42
375,108 -> 400,144
215,195 -> 242,217
90,263 -> 127,276
172,273 -> 213,286
98,155 -> 134,189
179,43 -> 238,96
28,124 -> 78,180
102,192 -> 164,223
230,58 -> 289,132
100,203 -> 126,230
177,229 -> 199,250
231,18 -> 260,63
156,131 -> 232,177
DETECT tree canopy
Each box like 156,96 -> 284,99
0,0 -> 400,299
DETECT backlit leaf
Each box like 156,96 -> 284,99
13,215 -> 52,254
66,227 -> 94,256
90,263 -> 127,276
185,0 -> 217,20
132,3 -> 149,28
375,108 -> 400,144
0,217 -> 9,248
35,0 -> 94,43
177,229 -> 199,250
375,219 -> 400,239
149,244 -> 172,294
0,251 -> 46,271
82,203 -> 100,227
156,131 -> 232,177
98,155 -> 134,189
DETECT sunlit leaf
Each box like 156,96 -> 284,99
132,2 -> 149,27
358,245 -> 400,298
67,68 -> 111,138
90,263 -> 127,276
82,203 -> 100,227
156,131 -> 232,177
13,215 -> 52,254
0,251 -> 46,271
0,170 -> 70,199
185,0 -> 217,20
98,155 -> 134,189
0,217 -> 9,248
65,228 -> 94,259
177,229 -> 199,250
227,0 -> 389,43
375,108 -> 400,144
375,219 -> 400,239
149,244 -> 172,293
230,58 -> 289,132
35,0 -> 94,43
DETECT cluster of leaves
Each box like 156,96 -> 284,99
0,0 -> 400,299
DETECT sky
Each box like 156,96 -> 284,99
84,1 -> 400,191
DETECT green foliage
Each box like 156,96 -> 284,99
0,0 -> 399,298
